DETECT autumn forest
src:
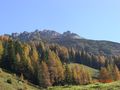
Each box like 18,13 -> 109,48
0,34 -> 120,89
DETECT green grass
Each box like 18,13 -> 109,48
48,81 -> 120,90
68,63 -> 99,78
0,68 -> 40,90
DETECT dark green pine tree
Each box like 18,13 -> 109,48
8,40 -> 17,71
2,40 -> 16,71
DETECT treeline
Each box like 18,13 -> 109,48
0,36 -> 120,88
99,64 -> 120,83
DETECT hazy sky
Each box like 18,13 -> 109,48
0,0 -> 120,42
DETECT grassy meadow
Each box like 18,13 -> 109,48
48,81 -> 120,90
0,68 -> 40,90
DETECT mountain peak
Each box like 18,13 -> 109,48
11,29 -> 84,42
4,29 -> 120,56
63,31 -> 71,35
63,31 -> 83,39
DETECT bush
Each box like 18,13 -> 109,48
7,78 -> 12,84
17,88 -> 23,90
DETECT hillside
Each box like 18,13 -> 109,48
0,64 -> 98,90
68,63 -> 99,78
10,30 -> 120,56
0,67 -> 120,90
0,69 -> 40,90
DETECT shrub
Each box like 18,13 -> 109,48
17,88 -> 23,90
7,78 -> 12,84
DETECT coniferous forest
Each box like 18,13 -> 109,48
0,32 -> 120,88
1,0 -> 120,89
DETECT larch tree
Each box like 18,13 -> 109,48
99,67 -> 112,83
0,41 -> 4,65
47,50 -> 64,85
22,43 -> 32,70
106,64 -> 114,80
69,47 -> 75,63
64,64 -> 72,85
113,65 -> 120,81
58,46 -> 69,63
38,61 -> 51,88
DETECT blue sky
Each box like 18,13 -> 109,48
0,0 -> 120,42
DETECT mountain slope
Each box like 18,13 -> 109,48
0,69 -> 40,90
68,63 -> 99,78
10,30 -> 120,56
